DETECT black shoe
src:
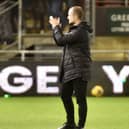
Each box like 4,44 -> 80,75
57,122 -> 75,129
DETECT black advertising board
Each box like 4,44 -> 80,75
107,8 -> 129,35
0,61 -> 129,96
96,7 -> 129,36
89,62 -> 129,96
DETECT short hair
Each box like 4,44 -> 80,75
71,6 -> 84,20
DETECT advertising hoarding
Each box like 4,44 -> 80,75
0,61 -> 129,96
96,7 -> 129,36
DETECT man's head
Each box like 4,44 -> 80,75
67,6 -> 84,25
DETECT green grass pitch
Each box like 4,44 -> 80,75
0,97 -> 128,129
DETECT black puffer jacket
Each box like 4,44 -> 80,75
53,22 -> 92,83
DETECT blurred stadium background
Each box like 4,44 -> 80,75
0,0 -> 129,129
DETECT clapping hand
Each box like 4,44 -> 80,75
49,16 -> 60,28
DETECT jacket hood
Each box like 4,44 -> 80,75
79,22 -> 93,33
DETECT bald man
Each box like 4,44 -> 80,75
49,6 -> 92,129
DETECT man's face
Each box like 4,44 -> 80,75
67,8 -> 76,25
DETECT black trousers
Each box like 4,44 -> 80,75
60,77 -> 88,128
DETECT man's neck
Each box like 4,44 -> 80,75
73,20 -> 81,26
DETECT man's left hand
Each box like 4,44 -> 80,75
49,16 -> 60,28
